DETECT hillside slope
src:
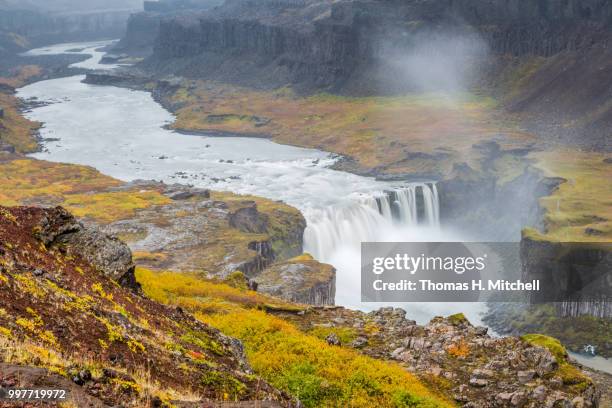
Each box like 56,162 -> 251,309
0,205 -> 291,406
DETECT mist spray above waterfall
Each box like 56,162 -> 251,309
304,183 -> 440,262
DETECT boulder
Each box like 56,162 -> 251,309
517,369 -> 536,384
255,254 -> 335,306
229,204 -> 268,234
326,333 -> 341,346
0,142 -> 16,153
33,206 -> 138,291
468,378 -> 488,387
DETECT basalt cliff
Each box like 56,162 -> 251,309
126,0 -> 612,149
0,2 -> 136,59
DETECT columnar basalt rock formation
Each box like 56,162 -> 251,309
520,237 -> 612,318
145,0 -> 612,86
131,0 -> 612,148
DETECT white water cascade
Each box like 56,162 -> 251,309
19,42 -> 612,374
304,183 -> 440,262
19,41 -> 487,327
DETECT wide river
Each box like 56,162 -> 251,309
14,41 -> 508,328
18,41 -> 612,374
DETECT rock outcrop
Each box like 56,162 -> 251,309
229,203 -> 269,234
95,181 -> 306,278
280,307 -> 601,407
0,205 -> 292,406
521,236 -> 612,318
114,0 -> 223,56
256,254 -> 336,306
436,142 -> 557,241
145,0 -> 612,91
115,11 -> 162,55
32,206 -> 138,291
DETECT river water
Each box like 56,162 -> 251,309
18,41 -> 612,374
15,41 -> 496,327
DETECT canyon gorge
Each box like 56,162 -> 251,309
0,0 -> 610,406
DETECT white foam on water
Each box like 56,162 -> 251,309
18,41 -> 487,325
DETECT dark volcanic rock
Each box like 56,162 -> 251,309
0,142 -> 16,154
33,206 -> 138,291
167,188 -> 210,200
114,0 -> 223,56
520,236 -> 612,318
229,204 -> 269,234
114,12 -> 162,55
256,255 -> 336,306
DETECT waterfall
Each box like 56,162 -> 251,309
304,183 -> 440,261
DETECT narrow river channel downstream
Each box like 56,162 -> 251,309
17,41 -> 488,327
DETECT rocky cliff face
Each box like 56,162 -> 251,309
145,0 -> 612,91
435,141 -> 561,241
0,6 -> 132,54
521,237 -> 612,318
255,254 -> 336,306
77,180 -> 307,280
115,11 -> 161,54
115,0 -> 222,56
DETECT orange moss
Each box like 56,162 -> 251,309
446,340 -> 470,358
0,65 -> 42,88
170,81 -> 535,174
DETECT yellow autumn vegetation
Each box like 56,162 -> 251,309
528,150 -> 612,242
169,80 -> 533,175
135,267 -> 295,313
0,92 -> 40,153
0,159 -> 170,223
64,191 -> 170,223
136,267 -> 452,407
0,65 -> 43,152
0,65 -> 41,88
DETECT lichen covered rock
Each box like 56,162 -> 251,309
255,254 -> 336,306
276,306 -> 601,407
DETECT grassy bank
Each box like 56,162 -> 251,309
136,267 -> 452,408
529,150 -> 612,242
164,80 -> 534,176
